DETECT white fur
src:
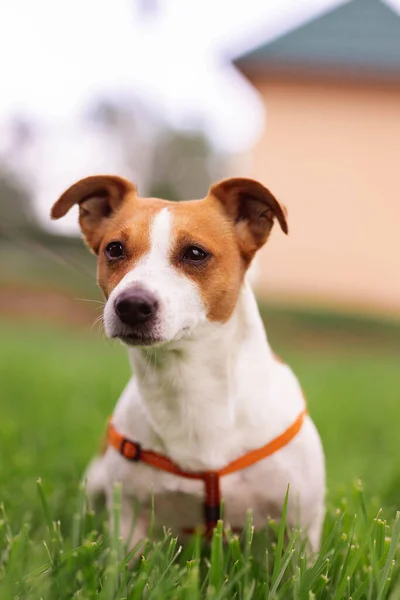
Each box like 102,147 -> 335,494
86,208 -> 326,553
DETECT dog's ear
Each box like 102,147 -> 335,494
50,175 -> 137,253
210,177 -> 288,260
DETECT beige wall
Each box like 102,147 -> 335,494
246,76 -> 400,315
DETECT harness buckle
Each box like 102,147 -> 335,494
121,438 -> 142,462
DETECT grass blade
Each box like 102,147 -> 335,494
271,485 -> 290,588
377,512 -> 400,600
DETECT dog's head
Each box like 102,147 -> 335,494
51,175 -> 288,346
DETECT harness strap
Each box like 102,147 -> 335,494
107,408 -> 307,535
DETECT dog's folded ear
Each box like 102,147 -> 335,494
50,175 -> 137,253
210,178 -> 288,260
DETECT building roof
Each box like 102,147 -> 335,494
234,0 -> 400,80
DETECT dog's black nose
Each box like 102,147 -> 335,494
114,289 -> 158,327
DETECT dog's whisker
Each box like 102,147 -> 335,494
91,314 -> 105,332
74,297 -> 105,305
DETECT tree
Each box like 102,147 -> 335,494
87,96 -> 224,201
0,169 -> 35,238
86,97 -> 160,193
148,128 -> 222,200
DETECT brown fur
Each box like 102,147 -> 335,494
96,198 -> 167,298
97,196 -> 244,322
51,175 -> 288,323
51,175 -> 137,253
169,198 -> 245,322
210,178 -> 288,263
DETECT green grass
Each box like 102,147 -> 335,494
1,317 -> 400,598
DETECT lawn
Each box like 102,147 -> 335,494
1,313 -> 400,598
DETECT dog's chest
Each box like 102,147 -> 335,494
107,336 -> 309,533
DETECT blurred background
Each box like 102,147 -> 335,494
1,0 -> 400,526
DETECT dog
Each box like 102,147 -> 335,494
51,175 -> 325,552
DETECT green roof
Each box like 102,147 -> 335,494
234,0 -> 400,79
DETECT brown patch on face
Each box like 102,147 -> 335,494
166,178 -> 287,323
97,197 -> 168,298
168,197 -> 246,323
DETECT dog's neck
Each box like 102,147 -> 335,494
128,281 -> 274,470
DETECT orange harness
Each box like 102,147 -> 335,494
108,408 -> 307,536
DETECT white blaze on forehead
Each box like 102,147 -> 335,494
149,207 -> 173,260
111,207 -> 174,290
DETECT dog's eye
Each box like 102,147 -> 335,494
105,241 -> 125,260
182,245 -> 209,264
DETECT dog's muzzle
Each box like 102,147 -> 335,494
110,288 -> 163,346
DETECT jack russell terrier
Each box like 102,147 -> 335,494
51,175 -> 325,552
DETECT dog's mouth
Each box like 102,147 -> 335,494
113,331 -> 165,347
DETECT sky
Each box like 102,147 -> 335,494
0,0 -> 358,151
1,0 -> 400,232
